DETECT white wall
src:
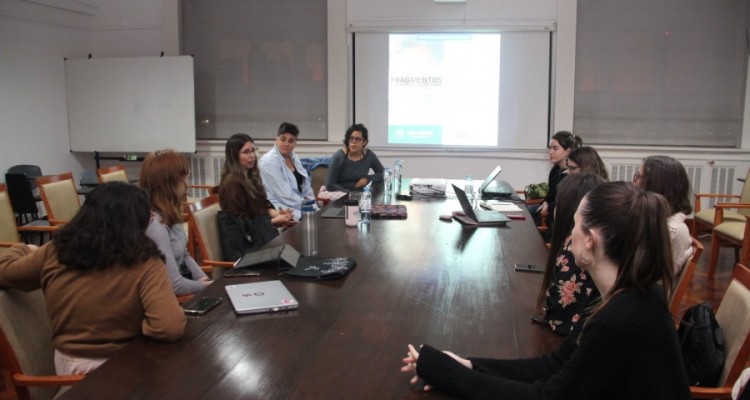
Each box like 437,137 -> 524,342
1,0 -> 748,195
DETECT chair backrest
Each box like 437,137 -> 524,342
714,263 -> 750,386
0,183 -> 21,244
0,288 -> 60,400
79,169 -> 99,186
5,173 -> 39,215
311,166 -> 328,196
669,237 -> 704,316
36,173 -> 81,226
187,194 -> 223,263
740,168 -> 750,216
96,165 -> 128,183
7,165 -> 42,190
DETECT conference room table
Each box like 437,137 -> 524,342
58,187 -> 562,399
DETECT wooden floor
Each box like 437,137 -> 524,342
0,235 -> 741,399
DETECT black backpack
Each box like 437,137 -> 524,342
677,301 -> 726,387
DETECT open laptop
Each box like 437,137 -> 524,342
225,280 -> 299,315
321,205 -> 345,219
479,166 -> 515,198
452,184 -> 510,226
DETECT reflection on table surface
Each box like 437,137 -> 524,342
58,193 -> 560,400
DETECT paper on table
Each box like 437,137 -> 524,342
480,201 -> 524,213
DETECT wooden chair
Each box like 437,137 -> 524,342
311,166 -> 329,196
35,173 -> 80,227
669,236 -> 704,316
96,165 -> 128,183
185,194 -> 233,279
692,168 -> 750,237
707,205 -> 750,278
0,184 -> 55,249
690,263 -> 750,399
0,288 -> 85,400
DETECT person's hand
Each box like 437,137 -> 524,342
25,244 -> 39,252
400,344 -> 432,391
198,276 -> 211,287
538,202 -> 548,214
272,212 -> 294,227
354,177 -> 369,189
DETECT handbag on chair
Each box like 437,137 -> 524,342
216,211 -> 278,262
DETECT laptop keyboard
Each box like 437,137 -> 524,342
474,209 -> 507,222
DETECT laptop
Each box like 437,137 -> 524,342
225,280 -> 299,315
479,166 -> 515,198
452,184 -> 510,226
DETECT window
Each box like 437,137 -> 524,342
574,0 -> 748,147
181,0 -> 327,140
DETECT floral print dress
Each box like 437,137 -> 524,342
543,241 -> 600,336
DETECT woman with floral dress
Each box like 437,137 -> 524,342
536,173 -> 606,335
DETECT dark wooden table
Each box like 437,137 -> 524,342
59,192 -> 561,400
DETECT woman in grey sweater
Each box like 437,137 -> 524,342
325,123 -> 385,191
140,149 -> 209,296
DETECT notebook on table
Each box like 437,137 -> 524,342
452,184 -> 510,226
225,280 -> 299,315
480,165 -> 515,198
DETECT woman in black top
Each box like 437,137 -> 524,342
401,182 -> 690,400
529,131 -> 582,236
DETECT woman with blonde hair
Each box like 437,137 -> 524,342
140,149 -> 209,296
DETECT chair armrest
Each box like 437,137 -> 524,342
689,385 -> 733,399
17,225 -> 57,233
0,241 -> 18,248
14,372 -> 85,387
694,193 -> 741,212
715,202 -> 750,209
203,260 -> 235,268
177,294 -> 194,304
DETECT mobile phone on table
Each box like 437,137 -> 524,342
514,263 -> 545,273
183,297 -> 222,316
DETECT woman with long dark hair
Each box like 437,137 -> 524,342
565,146 -> 609,181
633,155 -> 693,273
325,123 -> 385,191
141,149 -> 209,296
401,182 -> 689,399
536,173 -> 605,336
0,182 -> 185,375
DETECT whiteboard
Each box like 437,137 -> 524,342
65,56 -> 196,153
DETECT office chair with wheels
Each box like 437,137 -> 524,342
5,174 -> 40,226
35,173 -> 80,227
690,263 -> 750,399
1,182 -> 54,246
0,288 -> 85,400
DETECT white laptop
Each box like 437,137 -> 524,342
225,280 -> 299,315
479,165 -> 515,198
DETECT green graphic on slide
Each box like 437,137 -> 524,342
388,125 -> 442,144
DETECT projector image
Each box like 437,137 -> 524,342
409,178 -> 447,196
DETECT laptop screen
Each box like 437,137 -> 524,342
479,165 -> 502,191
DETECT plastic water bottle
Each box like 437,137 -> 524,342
301,200 -> 317,255
465,175 -> 474,200
383,167 -> 393,199
359,183 -> 372,225
394,160 -> 403,195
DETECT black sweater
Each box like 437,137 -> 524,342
416,286 -> 690,400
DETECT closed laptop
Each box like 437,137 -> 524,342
225,280 -> 299,315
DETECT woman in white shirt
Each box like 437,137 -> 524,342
633,155 -> 694,274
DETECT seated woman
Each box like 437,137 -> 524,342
140,149 -> 210,296
402,182 -> 689,399
0,182 -> 186,375
537,173 -> 606,336
258,122 -> 317,220
633,155 -> 693,274
565,146 -> 609,181
325,123 -> 385,191
219,134 -> 293,260
529,131 -> 583,233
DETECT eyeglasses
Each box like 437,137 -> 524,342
349,137 -> 364,143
